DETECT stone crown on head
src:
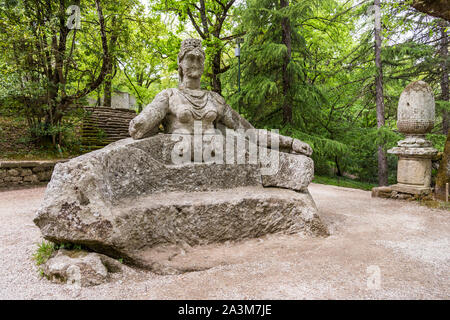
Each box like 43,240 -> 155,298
178,39 -> 205,63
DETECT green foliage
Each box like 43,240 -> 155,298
427,133 -> 447,152
32,241 -> 85,266
313,175 -> 377,191
32,241 -> 87,277
0,0 -> 448,185
0,0 -> 175,146
221,0 -> 448,185
54,243 -> 83,251
33,241 -> 86,263
32,241 -> 56,266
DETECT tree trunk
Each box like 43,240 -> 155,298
211,51 -> 222,94
335,156 -> 343,177
374,0 -> 388,186
435,131 -> 450,200
411,0 -> 450,22
280,0 -> 293,125
440,21 -> 449,135
103,16 -> 119,108
104,75 -> 112,107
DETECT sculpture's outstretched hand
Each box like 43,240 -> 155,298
218,99 -> 313,157
255,129 -> 313,156
129,90 -> 169,140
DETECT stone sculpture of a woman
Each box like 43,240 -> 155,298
34,39 -> 326,276
129,38 -> 312,157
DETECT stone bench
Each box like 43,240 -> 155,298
34,134 -> 328,274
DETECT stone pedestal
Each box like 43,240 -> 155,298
372,81 -> 437,200
33,134 -> 328,274
388,139 -> 437,196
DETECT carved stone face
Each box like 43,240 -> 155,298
179,49 -> 205,80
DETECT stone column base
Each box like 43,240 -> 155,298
390,184 -> 431,195
371,184 -> 432,200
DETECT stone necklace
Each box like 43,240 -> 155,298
179,89 -> 211,120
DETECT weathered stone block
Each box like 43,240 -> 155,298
261,152 -> 314,192
32,166 -> 45,173
20,169 -> 33,177
7,169 -> 19,177
386,81 -> 437,201
397,81 -> 435,134
23,175 -> 39,183
397,157 -> 431,187
36,186 -> 327,273
292,139 -> 313,157
34,135 -> 326,273
371,186 -> 393,198
5,176 -> 22,183
391,184 -> 431,196
37,171 -> 53,181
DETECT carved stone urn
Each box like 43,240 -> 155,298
388,81 -> 438,195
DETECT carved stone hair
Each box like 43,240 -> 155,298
177,39 -> 205,86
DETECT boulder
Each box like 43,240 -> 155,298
34,134 -> 327,273
261,152 -> 314,192
42,249 -> 122,287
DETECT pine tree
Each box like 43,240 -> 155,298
439,20 -> 449,135
374,0 -> 388,186
234,0 -> 328,128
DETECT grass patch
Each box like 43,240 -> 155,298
32,241 -> 56,266
420,200 -> 450,210
313,175 -> 377,191
32,241 -> 86,266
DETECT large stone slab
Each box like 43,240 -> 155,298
261,151 -> 314,192
34,134 -> 325,273
36,187 -> 327,274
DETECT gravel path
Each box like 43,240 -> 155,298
0,184 -> 449,299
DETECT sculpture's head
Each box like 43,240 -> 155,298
177,39 -> 205,87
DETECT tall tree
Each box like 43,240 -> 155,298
280,0 -> 293,125
0,0 -> 121,145
440,20 -> 449,134
103,16 -> 119,108
374,0 -> 388,186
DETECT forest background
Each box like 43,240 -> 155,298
0,0 -> 448,188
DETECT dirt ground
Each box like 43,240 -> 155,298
0,183 -> 448,300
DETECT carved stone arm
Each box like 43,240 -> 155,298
256,130 -> 313,156
219,102 -> 312,157
129,90 -> 169,140
220,102 -> 254,131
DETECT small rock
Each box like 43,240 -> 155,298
371,186 -> 393,198
7,169 -> 19,177
20,169 -> 33,177
37,171 -> 52,181
5,176 -> 22,183
24,175 -> 39,183
32,166 -> 45,173
42,249 -> 122,287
